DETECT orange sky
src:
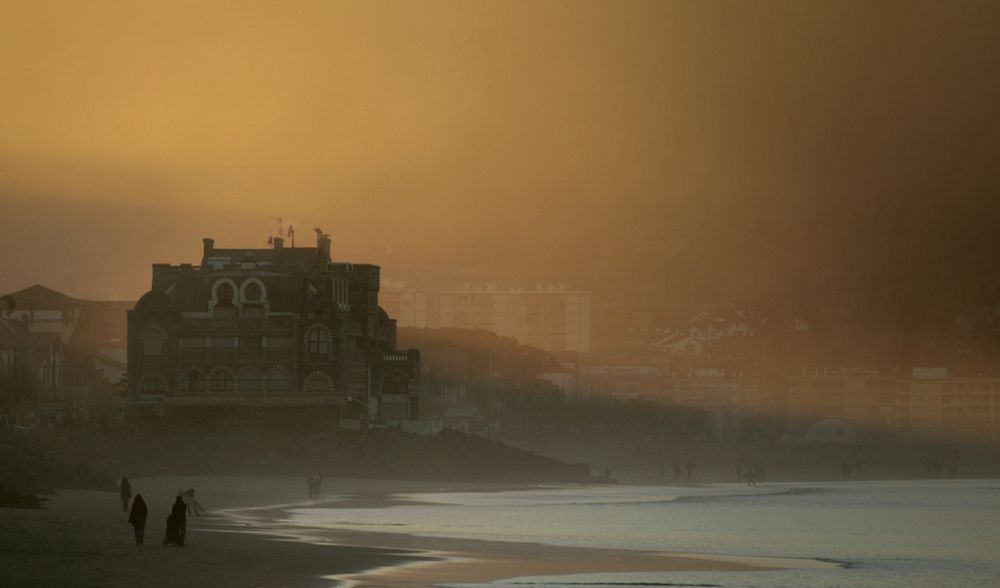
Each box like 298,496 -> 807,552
1,1 -> 998,314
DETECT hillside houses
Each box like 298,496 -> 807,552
0,284 -> 132,422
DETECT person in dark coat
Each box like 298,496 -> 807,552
120,477 -> 132,512
164,495 -> 187,546
128,494 -> 148,547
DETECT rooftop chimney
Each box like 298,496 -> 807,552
273,236 -> 284,251
202,238 -> 215,260
315,228 -> 331,261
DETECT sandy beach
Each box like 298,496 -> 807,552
0,476 -> 798,587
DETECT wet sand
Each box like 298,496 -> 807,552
0,476 -> 806,587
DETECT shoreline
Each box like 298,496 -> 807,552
0,476 -> 839,587
219,481 -> 838,586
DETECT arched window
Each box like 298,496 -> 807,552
242,281 -> 264,303
306,324 -> 332,355
140,373 -> 167,393
216,282 -> 235,305
265,368 -> 292,392
210,370 -> 233,392
143,330 -> 164,356
240,279 -> 267,318
212,279 -> 239,318
179,370 -> 202,392
237,369 -> 262,393
303,372 -> 333,392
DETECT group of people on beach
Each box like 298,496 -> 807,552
120,477 -> 204,548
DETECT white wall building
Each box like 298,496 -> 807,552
438,283 -> 591,353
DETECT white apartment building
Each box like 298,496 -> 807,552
438,283 -> 591,353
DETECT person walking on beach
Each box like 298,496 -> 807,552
164,495 -> 187,546
128,494 -> 148,547
120,477 -> 132,512
307,475 -> 323,498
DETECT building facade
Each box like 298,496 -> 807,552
126,233 -> 419,423
437,283 -> 591,353
0,284 -> 131,422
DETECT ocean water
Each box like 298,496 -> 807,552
285,480 -> 1000,587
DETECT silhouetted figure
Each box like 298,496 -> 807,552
180,488 -> 204,516
840,462 -> 852,478
746,469 -> 756,487
686,462 -> 695,482
163,495 -> 187,546
120,477 -> 132,513
307,475 -> 323,498
128,494 -> 147,547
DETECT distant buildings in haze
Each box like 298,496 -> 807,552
382,281 -> 591,353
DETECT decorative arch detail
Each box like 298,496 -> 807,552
236,366 -> 264,393
210,278 -> 239,310
265,366 -> 293,392
239,278 -> 268,305
302,371 -> 334,392
206,366 -> 235,392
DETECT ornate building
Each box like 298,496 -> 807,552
126,231 -> 419,423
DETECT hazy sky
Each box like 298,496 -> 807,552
1,1 -> 998,317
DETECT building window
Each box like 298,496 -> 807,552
140,373 -> 167,393
266,368 -> 292,392
306,324 -> 332,355
143,330 -> 164,356
237,369 -> 262,392
265,337 -> 292,349
210,370 -> 233,392
381,370 -> 408,395
178,336 -> 205,349
212,279 -> 239,318
216,282 -> 235,305
239,336 -> 262,349
242,280 -> 265,303
179,370 -> 202,392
